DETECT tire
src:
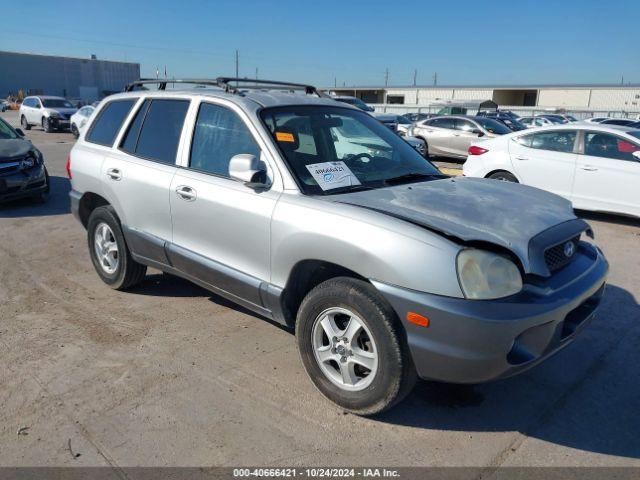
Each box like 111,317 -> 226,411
42,117 -> 52,133
21,115 -> 31,130
87,206 -> 147,290
71,123 -> 79,139
487,171 -> 519,183
418,137 -> 430,158
296,277 -> 417,415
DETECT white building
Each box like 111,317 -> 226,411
328,84 -> 640,113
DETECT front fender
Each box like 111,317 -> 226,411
270,196 -> 464,298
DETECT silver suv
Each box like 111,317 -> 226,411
69,78 -> 608,415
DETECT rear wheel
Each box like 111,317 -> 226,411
21,115 -> 31,130
296,277 -> 416,415
87,206 -> 147,290
488,171 -> 518,183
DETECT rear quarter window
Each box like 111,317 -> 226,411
86,99 -> 137,147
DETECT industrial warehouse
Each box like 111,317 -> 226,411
0,50 -> 140,102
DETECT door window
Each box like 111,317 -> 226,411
189,103 -> 261,177
86,99 -> 137,147
427,117 -> 455,129
454,119 -> 476,132
122,99 -> 189,164
584,132 -> 640,161
527,131 -> 576,153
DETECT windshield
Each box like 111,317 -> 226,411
42,98 -> 73,108
474,117 -> 511,135
0,118 -> 19,140
261,106 -> 443,195
628,131 -> 640,141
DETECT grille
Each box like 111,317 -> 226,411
0,161 -> 21,176
544,235 -> 580,272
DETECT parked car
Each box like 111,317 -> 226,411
374,113 -> 414,136
599,118 -> 637,127
476,111 -> 527,131
557,114 -> 578,123
69,78 -> 608,415
584,117 -> 611,123
0,116 -> 49,203
538,114 -> 569,124
463,124 -> 640,218
70,105 -> 96,138
409,115 -> 511,159
402,112 -> 434,122
0,100 -> 9,112
520,116 -> 555,128
19,96 -> 77,133
331,95 -> 375,112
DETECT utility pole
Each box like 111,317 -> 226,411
433,72 -> 438,86
235,50 -> 239,87
413,69 -> 417,87
334,77 -> 337,88
384,68 -> 389,87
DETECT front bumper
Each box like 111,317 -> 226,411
373,242 -> 608,384
49,117 -> 71,130
0,163 -> 48,202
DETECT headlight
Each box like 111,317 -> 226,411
48,111 -> 60,118
20,156 -> 35,169
456,249 -> 522,299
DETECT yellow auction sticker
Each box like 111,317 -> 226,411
275,131 -> 295,142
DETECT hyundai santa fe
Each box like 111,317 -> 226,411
68,78 -> 608,415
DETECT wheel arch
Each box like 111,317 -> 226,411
485,169 -> 520,182
78,192 -> 111,228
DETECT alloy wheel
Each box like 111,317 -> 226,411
93,222 -> 119,275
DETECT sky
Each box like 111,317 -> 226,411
1,0 -> 638,87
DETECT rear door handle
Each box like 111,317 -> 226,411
514,155 -> 529,161
106,168 -> 122,180
581,165 -> 598,171
176,185 -> 197,201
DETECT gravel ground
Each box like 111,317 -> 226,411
0,110 -> 639,471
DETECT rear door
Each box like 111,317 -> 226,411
572,131 -> 640,216
452,118 -> 482,157
97,97 -> 190,264
418,117 -> 456,156
508,129 -> 578,199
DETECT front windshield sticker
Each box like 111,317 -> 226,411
305,161 -> 361,191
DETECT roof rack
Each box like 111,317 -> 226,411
124,77 -> 322,96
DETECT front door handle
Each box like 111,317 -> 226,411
514,155 -> 529,161
176,185 -> 197,201
106,168 -> 122,180
581,165 -> 598,171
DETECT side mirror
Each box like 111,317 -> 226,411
633,151 -> 640,161
473,129 -> 485,137
15,128 -> 24,137
229,153 -> 268,188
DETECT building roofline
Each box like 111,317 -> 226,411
0,50 -> 139,66
325,83 -> 640,90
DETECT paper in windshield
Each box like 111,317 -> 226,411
305,161 -> 361,191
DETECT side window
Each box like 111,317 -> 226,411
131,99 -> 190,164
584,132 -> 640,161
514,134 -> 533,147
429,117 -> 454,129
86,99 -> 137,147
120,99 -> 151,154
189,103 -> 261,177
454,119 -> 476,132
529,131 -> 576,153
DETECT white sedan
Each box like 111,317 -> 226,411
463,124 -> 640,218
70,105 -> 95,138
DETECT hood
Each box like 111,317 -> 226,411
45,108 -> 77,117
0,138 -> 33,162
328,177 -> 587,276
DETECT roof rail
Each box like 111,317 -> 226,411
215,77 -> 320,96
123,78 -> 222,92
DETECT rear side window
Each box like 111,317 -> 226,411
428,117 -> 455,129
584,132 -> 640,161
189,103 -> 260,177
123,99 -> 189,164
524,131 -> 576,153
86,99 -> 136,147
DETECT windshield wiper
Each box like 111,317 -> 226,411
383,172 -> 447,186
324,184 -> 378,195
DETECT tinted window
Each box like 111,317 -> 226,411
0,118 -> 18,139
190,103 -> 260,177
428,117 -> 455,129
584,132 -> 640,161
528,131 -> 576,153
602,119 -> 635,126
86,99 -> 136,146
42,98 -> 73,108
120,100 -> 151,154
135,99 -> 189,164
474,117 -> 511,135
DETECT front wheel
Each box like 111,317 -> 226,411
42,117 -> 52,133
71,123 -> 79,139
296,277 -> 416,415
488,171 -> 519,183
21,115 -> 31,130
87,206 -> 147,290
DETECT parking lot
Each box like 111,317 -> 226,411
0,108 -> 639,470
